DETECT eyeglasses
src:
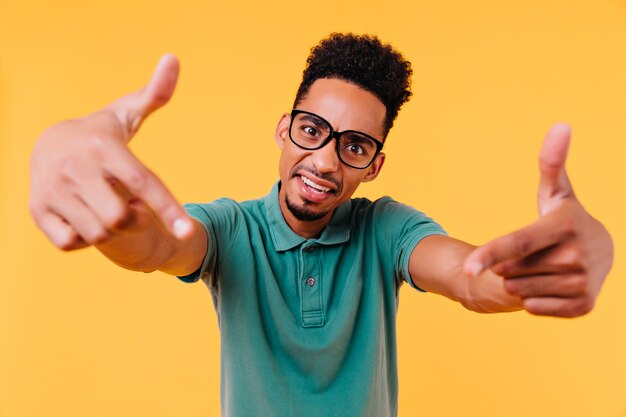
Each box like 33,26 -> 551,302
288,109 -> 384,169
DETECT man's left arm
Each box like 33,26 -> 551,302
409,124 -> 614,318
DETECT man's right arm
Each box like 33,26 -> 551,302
29,55 -> 206,276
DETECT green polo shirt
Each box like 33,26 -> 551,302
179,182 -> 446,417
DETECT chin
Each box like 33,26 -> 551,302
285,195 -> 329,222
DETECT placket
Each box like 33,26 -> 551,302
299,241 -> 324,328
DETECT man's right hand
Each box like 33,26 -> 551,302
29,55 -> 194,254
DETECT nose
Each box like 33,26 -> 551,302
310,137 -> 340,173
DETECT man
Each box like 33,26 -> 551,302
29,34 -> 613,416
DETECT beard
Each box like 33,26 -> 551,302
285,195 -> 329,221
283,163 -> 342,222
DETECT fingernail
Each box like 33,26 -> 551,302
466,261 -> 484,277
173,218 -> 192,238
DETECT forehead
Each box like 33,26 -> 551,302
296,78 -> 386,138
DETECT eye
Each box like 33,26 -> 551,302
345,143 -> 366,156
302,125 -> 320,137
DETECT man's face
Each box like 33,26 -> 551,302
275,78 -> 387,235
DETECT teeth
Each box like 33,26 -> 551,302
301,176 -> 331,193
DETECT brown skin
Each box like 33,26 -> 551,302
29,55 -> 204,276
274,78 -> 386,238
29,55 -> 614,317
410,124 -> 614,317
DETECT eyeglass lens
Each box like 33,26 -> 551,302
290,112 -> 378,168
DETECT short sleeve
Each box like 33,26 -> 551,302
374,197 -> 447,291
176,198 -> 241,288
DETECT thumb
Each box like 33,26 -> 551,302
109,54 -> 180,138
537,123 -> 574,214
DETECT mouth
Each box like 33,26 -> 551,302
294,173 -> 339,204
299,175 -> 334,194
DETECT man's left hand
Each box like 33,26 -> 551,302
464,124 -> 614,318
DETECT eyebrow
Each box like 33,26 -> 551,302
296,112 -> 381,142
299,114 -> 330,129
342,132 -> 375,143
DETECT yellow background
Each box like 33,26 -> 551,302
1,1 -> 625,416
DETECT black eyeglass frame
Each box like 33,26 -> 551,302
288,109 -> 384,169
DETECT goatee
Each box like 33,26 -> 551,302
285,195 -> 329,221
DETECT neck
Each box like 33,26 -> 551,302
278,192 -> 333,240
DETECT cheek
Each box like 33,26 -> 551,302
278,147 -> 301,178
341,172 -> 367,193
277,153 -> 289,180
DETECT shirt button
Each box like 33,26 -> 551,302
304,246 -> 315,253
306,277 -> 316,287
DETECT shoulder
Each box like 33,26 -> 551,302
350,195 -> 445,239
183,197 -> 261,235
184,195 -> 263,218
350,195 -> 423,221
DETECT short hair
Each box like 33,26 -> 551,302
293,33 -> 413,139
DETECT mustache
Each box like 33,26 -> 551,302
291,164 -> 341,192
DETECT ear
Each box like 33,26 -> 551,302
362,152 -> 385,182
274,113 -> 291,149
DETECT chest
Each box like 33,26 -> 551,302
214,231 -> 399,330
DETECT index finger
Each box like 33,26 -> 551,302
102,142 -> 193,239
464,213 -> 576,277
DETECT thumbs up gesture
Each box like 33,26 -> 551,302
464,125 -> 614,317
29,55 -> 194,252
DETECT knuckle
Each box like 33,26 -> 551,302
523,299 -> 544,316
524,281 -> 541,297
491,259 -> 519,277
512,233 -> 533,256
561,246 -> 584,266
102,205 -> 132,230
125,169 -> 150,192
29,188 -> 54,215
57,155 -> 81,182
85,133 -> 108,152
503,279 -> 521,296
159,202 -> 180,220
560,217 -> 578,239
36,183 -> 55,200
57,232 -> 80,251
561,298 -> 594,318
489,263 -> 506,276
566,275 -> 587,294
58,241 -> 76,251
28,199 -> 44,221
84,135 -> 111,159
144,185 -> 177,218
39,189 -> 66,213
577,297 -> 595,316
539,154 -> 560,171
85,227 -> 110,245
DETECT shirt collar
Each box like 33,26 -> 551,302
263,181 -> 351,252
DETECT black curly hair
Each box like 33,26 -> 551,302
293,33 -> 413,139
